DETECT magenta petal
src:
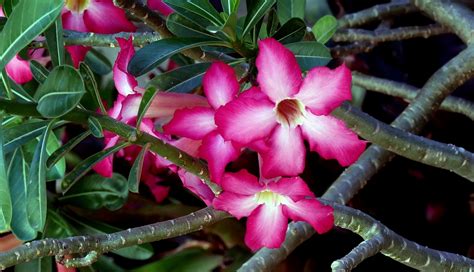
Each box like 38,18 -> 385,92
215,97 -> 277,145
172,137 -> 201,158
245,204 -> 288,251
213,192 -> 258,219
260,125 -> 305,178
295,64 -> 352,115
65,45 -> 90,68
113,37 -> 138,96
84,0 -> 136,34
163,107 -> 216,140
92,135 -> 120,178
238,86 -> 268,101
5,55 -> 33,84
301,113 -> 366,166
62,11 -> 88,32
177,170 -> 215,206
203,62 -> 239,109
283,199 -> 334,234
198,132 -> 240,184
256,38 -> 302,102
148,0 -> 174,16
220,170 -> 263,195
266,177 -> 315,200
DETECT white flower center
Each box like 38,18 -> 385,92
65,0 -> 90,13
275,98 -> 305,127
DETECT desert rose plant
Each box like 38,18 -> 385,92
0,0 -> 473,271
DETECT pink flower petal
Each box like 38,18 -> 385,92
163,107 -> 216,140
62,12 -> 90,67
215,97 -> 277,145
83,0 -> 136,34
295,64 -> 352,115
177,170 -> 215,206
266,177 -> 315,201
148,0 -> 174,16
283,199 -> 334,234
238,86 -> 268,101
65,45 -> 90,68
172,137 -> 201,157
5,55 -> 33,84
245,204 -> 288,251
92,135 -> 120,177
260,125 -> 305,178
143,175 -> 170,203
256,38 -> 302,102
198,132 -> 240,184
203,62 -> 239,109
113,37 -> 138,96
213,193 -> 259,219
301,113 -> 366,166
220,170 -> 263,195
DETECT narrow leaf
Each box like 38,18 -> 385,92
164,0 -> 224,27
26,119 -> 56,232
30,60 -> 49,84
128,144 -> 150,193
276,0 -> 306,24
136,87 -> 158,128
285,41 -> 331,70
167,13 -> 220,40
0,113 -> 13,232
84,48 -> 112,75
4,76 -> 34,102
88,117 -> 104,138
221,0 -> 240,15
147,62 -> 211,93
0,0 -> 63,71
35,65 -> 86,118
44,16 -> 65,67
312,15 -> 338,44
47,130 -> 92,169
128,38 -> 226,76
242,0 -> 276,38
79,62 -> 107,114
0,70 -> 13,100
61,142 -> 130,193
272,17 -> 306,44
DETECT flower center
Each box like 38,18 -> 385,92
275,98 -> 305,127
65,0 -> 90,13
256,190 -> 286,207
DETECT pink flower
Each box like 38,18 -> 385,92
213,170 -> 333,251
148,0 -> 174,16
113,37 -> 138,96
215,38 -> 366,178
62,0 -> 136,67
163,62 -> 241,184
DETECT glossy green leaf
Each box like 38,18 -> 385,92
277,0 -> 306,24
164,0 -> 224,27
29,60 -> 49,84
221,0 -> 240,15
266,8 -> 279,36
60,173 -> 128,211
0,0 -> 63,71
88,117 -> 103,138
79,62 -> 107,114
64,213 -> 154,260
312,14 -> 338,44
61,142 -> 130,193
272,17 -> 306,44
47,130 -> 91,169
148,62 -> 211,94
242,0 -> 276,38
128,144 -> 149,193
26,119 -> 56,232
84,48 -> 112,75
1,0 -> 19,17
167,13 -> 219,40
285,41 -> 331,70
128,38 -> 226,76
0,114 -> 12,232
135,88 -> 156,128
7,149 -> 36,240
44,16 -> 65,67
3,75 -> 34,102
0,70 -> 13,100
35,65 -> 86,118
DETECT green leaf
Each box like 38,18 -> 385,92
312,14 -> 338,44
2,75 -> 34,102
285,41 -> 331,70
221,0 -> 240,15
242,0 -> 276,38
0,17 -> 7,32
47,130 -> 91,169
63,213 -> 154,260
61,142 -> 130,193
14,257 -> 52,272
59,173 -> 128,211
79,62 -> 107,114
44,16 -> 65,67
35,65 -> 86,118
0,70 -> 13,100
266,8 -> 279,36
128,38 -> 226,76
26,119 -> 56,232
128,144 -> 149,193
29,60 -> 49,84
0,114 -> 13,232
148,62 -> 211,93
84,48 -> 112,75
0,0 -> 63,72
1,0 -> 19,17
7,149 -> 36,240
88,117 -> 104,138
276,0 -> 306,24
135,88 -> 157,128
164,0 -> 224,27
167,13 -> 220,40
44,210 -> 75,238
272,17 -> 306,44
